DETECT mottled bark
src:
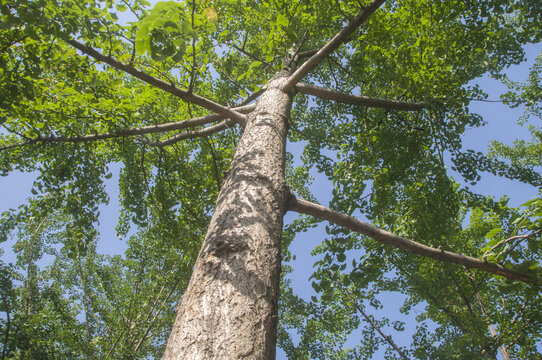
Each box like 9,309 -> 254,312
162,72 -> 293,359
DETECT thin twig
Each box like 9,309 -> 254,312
205,137 -> 222,191
484,229 -> 542,258
188,0 -> 197,93
464,268 -> 511,360
132,275 -> 184,354
329,270 -> 409,360
237,88 -> 266,106
1,293 -> 11,360
228,42 -> 271,66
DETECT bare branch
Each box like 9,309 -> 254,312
469,98 -> 507,103
0,105 -> 254,151
287,196 -> 538,284
105,325 -> 129,359
141,119 -> 236,147
205,137 -> 222,191
296,83 -> 427,111
510,298 -> 529,327
64,39 -> 247,125
0,34 -> 29,54
283,0 -> 386,90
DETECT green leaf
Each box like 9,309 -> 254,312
249,60 -> 262,70
486,227 -> 502,239
276,14 -> 288,27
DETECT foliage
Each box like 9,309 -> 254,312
0,0 -> 541,358
490,52 -> 542,167
134,1 -> 196,61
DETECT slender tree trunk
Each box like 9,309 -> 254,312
163,71 -> 293,359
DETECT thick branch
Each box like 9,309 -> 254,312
141,119 -> 236,147
283,0 -> 386,90
65,39 -> 247,125
287,196 -> 538,284
296,83 -> 427,111
0,105 -> 254,151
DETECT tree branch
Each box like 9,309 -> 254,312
237,88 -> 266,107
64,39 -> 247,125
140,119 -> 236,147
287,196 -> 538,284
105,325 -> 129,359
188,0 -> 198,93
389,255 -> 476,336
296,49 -> 319,59
132,275 -> 184,354
0,105 -> 254,151
483,229 -> 542,257
296,83 -> 427,111
283,0 -> 386,90
464,268 -> 511,360
330,270 -> 410,360
228,42 -> 271,67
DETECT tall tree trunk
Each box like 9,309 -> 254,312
163,71 -> 293,359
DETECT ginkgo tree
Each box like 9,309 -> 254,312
0,0 -> 541,359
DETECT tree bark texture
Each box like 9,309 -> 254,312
162,72 -> 293,359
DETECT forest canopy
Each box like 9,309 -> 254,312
0,0 -> 541,358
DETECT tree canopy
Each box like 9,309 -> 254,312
0,0 -> 541,358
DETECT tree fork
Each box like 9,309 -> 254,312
162,72 -> 294,359
283,0 -> 386,90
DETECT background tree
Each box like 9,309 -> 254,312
0,0 -> 541,358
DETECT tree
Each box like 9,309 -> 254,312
1,0 -> 541,358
